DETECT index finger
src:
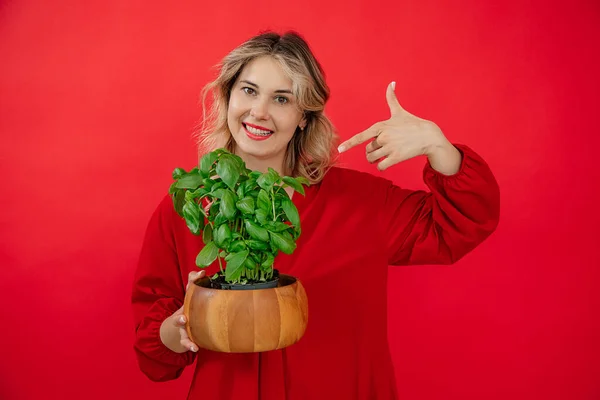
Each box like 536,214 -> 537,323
338,124 -> 380,153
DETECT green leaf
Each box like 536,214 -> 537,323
225,250 -> 249,282
257,189 -> 271,212
176,174 -> 203,189
249,171 -> 261,179
172,168 -> 187,180
214,212 -> 228,226
244,220 -> 270,242
214,223 -> 232,248
209,201 -> 220,219
257,170 -> 278,191
203,178 -> 216,191
236,184 -> 245,199
246,239 -> 268,251
172,190 -> 185,217
200,152 -> 218,176
228,240 -> 246,253
236,197 -> 255,215
295,176 -> 310,185
281,197 -> 300,228
267,167 -> 281,180
292,225 -> 301,239
168,182 -> 178,195
196,241 -> 218,267
255,208 -> 269,225
216,154 -> 239,189
270,231 -> 296,255
265,221 -> 292,233
220,190 -> 237,220
282,176 -> 305,196
244,178 -> 257,192
190,187 -> 210,198
244,257 -> 257,270
202,224 -> 213,244
182,201 -> 202,235
211,188 -> 226,199
261,253 -> 275,270
230,153 -> 247,173
275,190 -> 291,201
269,239 -> 278,253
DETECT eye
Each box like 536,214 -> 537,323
275,96 -> 289,105
242,87 -> 256,95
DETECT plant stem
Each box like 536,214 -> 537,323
217,252 -> 223,274
271,189 -> 276,221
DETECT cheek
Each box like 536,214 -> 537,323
274,110 -> 302,132
228,94 -> 246,120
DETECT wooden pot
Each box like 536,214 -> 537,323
183,274 -> 308,353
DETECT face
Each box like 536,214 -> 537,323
227,56 -> 306,167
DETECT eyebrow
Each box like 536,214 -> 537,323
240,80 -> 293,95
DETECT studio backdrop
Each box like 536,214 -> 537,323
1,1 -> 598,399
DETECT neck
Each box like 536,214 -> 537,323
234,148 -> 289,177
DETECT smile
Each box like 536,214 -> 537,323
243,123 -> 274,141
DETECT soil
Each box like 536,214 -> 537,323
209,269 -> 280,290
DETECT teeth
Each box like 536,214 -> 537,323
245,124 -> 272,136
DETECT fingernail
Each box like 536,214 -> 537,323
190,346 -> 197,352
337,145 -> 345,153
392,81 -> 396,90
179,316 -> 185,324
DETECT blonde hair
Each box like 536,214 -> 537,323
196,31 -> 338,184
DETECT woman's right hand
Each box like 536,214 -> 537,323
159,270 -> 205,353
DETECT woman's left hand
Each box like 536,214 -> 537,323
337,82 -> 460,174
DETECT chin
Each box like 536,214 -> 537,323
235,140 -> 280,159
232,129 -> 287,160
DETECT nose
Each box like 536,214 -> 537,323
250,98 -> 270,120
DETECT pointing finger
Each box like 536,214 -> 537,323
338,123 -> 381,153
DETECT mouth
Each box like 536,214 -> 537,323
242,123 -> 274,141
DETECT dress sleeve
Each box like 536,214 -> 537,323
131,196 -> 196,381
382,144 -> 500,265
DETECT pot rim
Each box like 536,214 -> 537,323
192,273 -> 298,292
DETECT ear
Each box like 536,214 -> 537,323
299,113 -> 308,130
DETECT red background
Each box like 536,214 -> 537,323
1,1 -> 599,399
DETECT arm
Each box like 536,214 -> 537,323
132,196 -> 197,382
337,82 -> 499,264
382,144 -> 500,265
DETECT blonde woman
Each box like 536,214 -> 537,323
132,31 -> 500,399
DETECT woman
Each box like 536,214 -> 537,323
132,31 -> 500,399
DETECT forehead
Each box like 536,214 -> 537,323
238,56 -> 292,91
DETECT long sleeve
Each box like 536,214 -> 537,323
382,144 -> 500,265
132,196 -> 196,381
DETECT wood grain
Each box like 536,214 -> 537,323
183,274 -> 308,353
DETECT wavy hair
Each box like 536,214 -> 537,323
196,31 -> 338,184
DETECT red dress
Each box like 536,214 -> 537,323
132,144 -> 500,399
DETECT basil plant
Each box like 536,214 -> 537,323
169,148 -> 309,285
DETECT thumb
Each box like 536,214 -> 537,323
386,81 -> 403,116
186,270 -> 206,290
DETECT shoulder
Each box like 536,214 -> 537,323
149,194 -> 185,232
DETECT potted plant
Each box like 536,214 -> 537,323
168,148 -> 309,353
